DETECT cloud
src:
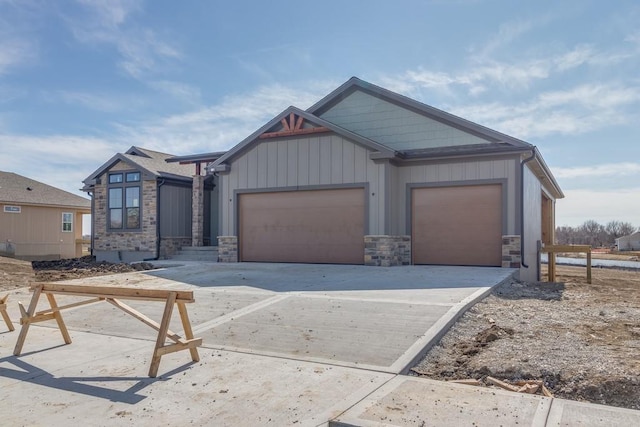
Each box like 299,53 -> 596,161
0,133 -> 121,198
116,81 -> 335,154
556,188 -> 640,227
52,90 -> 140,112
147,80 -> 201,104
439,82 -> 640,138
553,163 -> 640,179
67,0 -> 181,80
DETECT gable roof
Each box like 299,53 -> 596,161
308,77 -> 532,151
0,171 -> 90,209
83,146 -> 194,189
210,106 -> 397,170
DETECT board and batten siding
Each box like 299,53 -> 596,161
391,157 -> 520,236
159,183 -> 192,238
521,165 -> 542,282
219,133 -> 386,236
319,90 -> 490,151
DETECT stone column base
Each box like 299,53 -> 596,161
502,235 -> 521,268
218,236 -> 238,262
364,235 -> 411,267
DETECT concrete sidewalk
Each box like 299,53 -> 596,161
1,262 -> 638,426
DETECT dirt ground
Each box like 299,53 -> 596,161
2,255 -> 639,410
0,256 -> 155,291
413,264 -> 640,410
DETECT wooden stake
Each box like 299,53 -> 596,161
0,294 -> 14,331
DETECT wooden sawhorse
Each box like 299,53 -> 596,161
1,294 -> 15,331
13,283 -> 202,377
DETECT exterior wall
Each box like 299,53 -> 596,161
319,90 -> 490,151
364,235 -> 411,266
502,235 -> 521,268
159,183 -> 192,238
522,165 -> 542,281
160,237 -> 192,258
0,204 -> 86,260
218,236 -> 238,262
391,156 -> 520,236
218,133 -> 386,236
93,161 -> 158,262
192,175 -> 204,246
617,233 -> 640,251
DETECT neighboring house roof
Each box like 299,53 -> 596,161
616,231 -> 640,242
0,171 -> 90,209
83,146 -> 195,190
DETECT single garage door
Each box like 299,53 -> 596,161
412,184 -> 502,266
239,188 -> 365,264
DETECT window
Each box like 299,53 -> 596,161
108,171 -> 141,230
62,212 -> 73,232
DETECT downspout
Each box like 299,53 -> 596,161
520,149 -> 537,268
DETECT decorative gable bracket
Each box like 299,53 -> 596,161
259,112 -> 329,139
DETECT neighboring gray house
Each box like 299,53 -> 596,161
615,231 -> 640,251
82,147 -> 221,262
210,77 -> 564,281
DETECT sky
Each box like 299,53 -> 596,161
0,0 -> 639,232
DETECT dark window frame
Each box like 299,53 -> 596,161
107,170 -> 142,232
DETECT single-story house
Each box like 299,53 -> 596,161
210,77 -> 563,281
85,77 -> 563,281
82,147 -> 222,262
615,231 -> 640,251
0,171 -> 90,260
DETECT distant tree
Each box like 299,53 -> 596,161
556,220 -> 636,247
580,219 -> 607,247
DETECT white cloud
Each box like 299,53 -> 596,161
0,133 -> 121,198
553,163 -> 640,179
116,81 -> 335,154
0,38 -> 35,75
67,0 -> 181,80
148,80 -> 201,104
53,90 -> 140,112
556,188 -> 640,227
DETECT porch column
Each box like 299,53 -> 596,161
192,174 -> 204,247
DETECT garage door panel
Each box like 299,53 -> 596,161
412,185 -> 502,266
239,188 -> 364,264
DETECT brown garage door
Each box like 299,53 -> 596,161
412,185 -> 502,266
239,188 -> 365,264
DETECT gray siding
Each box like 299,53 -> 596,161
219,134 -> 386,236
319,90 -> 491,151
392,157 -> 519,236
159,183 -> 192,237
522,165 -> 542,282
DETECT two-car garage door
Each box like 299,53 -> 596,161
238,188 -> 365,264
411,184 -> 502,267
238,184 -> 502,267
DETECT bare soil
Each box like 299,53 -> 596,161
0,256 -> 156,291
413,265 -> 640,410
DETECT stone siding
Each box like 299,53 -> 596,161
218,236 -> 238,262
502,235 -> 521,268
93,167 -> 158,258
364,235 -> 411,267
160,237 -> 192,259
191,175 -> 204,247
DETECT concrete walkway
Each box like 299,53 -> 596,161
1,262 -> 638,426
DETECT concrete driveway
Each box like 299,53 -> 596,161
0,262 -> 543,425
